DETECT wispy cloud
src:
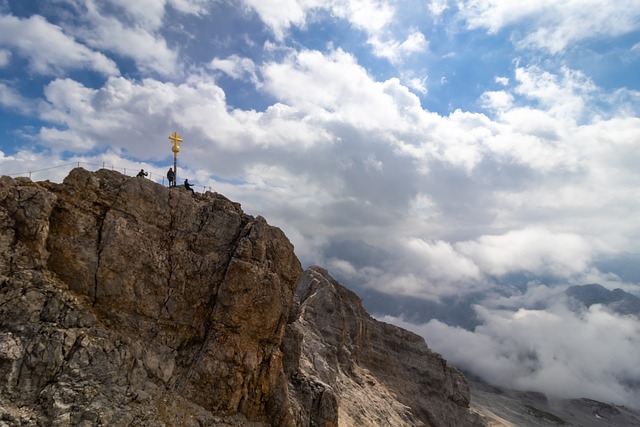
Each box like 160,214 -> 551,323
209,54 -> 259,84
0,13 -> 119,76
457,1 -> 640,54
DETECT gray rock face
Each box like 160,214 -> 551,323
1,169 -> 301,426
283,266 -> 487,427
469,375 -> 640,427
0,168 -> 486,426
566,283 -> 640,317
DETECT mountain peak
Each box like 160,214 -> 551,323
0,168 -> 486,426
566,283 -> 640,316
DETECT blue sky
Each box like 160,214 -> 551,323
1,0 -> 640,408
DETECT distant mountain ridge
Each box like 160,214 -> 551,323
565,283 -> 640,316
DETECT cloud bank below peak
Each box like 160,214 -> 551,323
382,293 -> 640,410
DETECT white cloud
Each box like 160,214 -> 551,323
368,29 -> 428,64
394,238 -> 482,287
392,108 -> 492,173
37,75 -> 228,154
106,0 -> 209,29
428,0 -> 448,18
34,71 -> 338,180
384,300 -> 640,409
0,49 -> 10,67
168,0 -> 211,15
479,90 -> 513,112
0,13 -> 119,76
457,1 -> 640,53
240,0 -> 320,40
107,0 -> 167,29
0,83 -> 38,114
494,76 -> 509,86
514,65 -> 596,121
456,228 -> 595,278
334,0 -> 395,34
405,75 -> 427,94
39,0 -> 207,77
261,48 -> 426,129
242,0 -> 422,65
209,54 -> 258,83
74,5 -> 178,76
322,237 -> 487,303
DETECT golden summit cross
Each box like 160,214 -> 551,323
169,132 -> 182,153
169,131 -> 183,186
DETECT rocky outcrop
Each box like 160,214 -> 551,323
283,266 -> 487,427
0,168 -> 486,426
1,168 -> 301,426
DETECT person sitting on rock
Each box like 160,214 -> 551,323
137,169 -> 148,178
184,179 -> 195,195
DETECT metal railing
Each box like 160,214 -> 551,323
3,161 -> 216,194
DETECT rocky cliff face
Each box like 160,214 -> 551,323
0,168 -> 486,426
283,266 -> 486,427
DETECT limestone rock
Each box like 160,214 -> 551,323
1,168 -> 301,426
283,266 -> 487,427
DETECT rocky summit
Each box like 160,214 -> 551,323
0,168 -> 486,427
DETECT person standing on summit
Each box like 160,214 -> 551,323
167,167 -> 175,187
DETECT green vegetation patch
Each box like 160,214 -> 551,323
525,405 -> 568,425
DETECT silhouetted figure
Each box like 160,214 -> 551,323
184,179 -> 195,195
137,169 -> 148,177
167,167 -> 175,187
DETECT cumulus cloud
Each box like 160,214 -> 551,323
70,1 -> 179,76
0,0 -> 208,78
261,48 -> 427,128
513,65 -> 596,121
457,1 -> 640,54
0,13 -> 119,76
479,90 -> 513,112
383,297 -> 640,409
427,0 -> 448,18
322,227 -> 612,305
362,238 -> 484,301
330,0 -> 395,34
209,54 -> 258,83
368,29 -> 428,64
242,0 -> 425,64
456,228 -> 595,278
239,0 -> 317,40
34,71 -> 338,188
37,75 -> 231,155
